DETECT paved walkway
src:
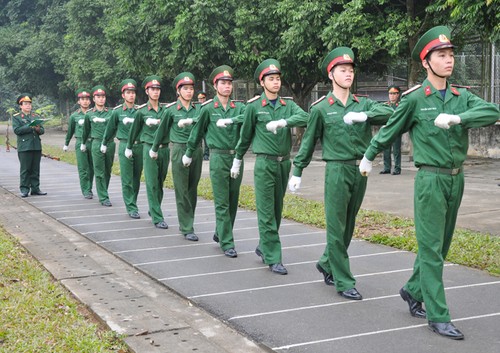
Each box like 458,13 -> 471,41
1,133 -> 499,352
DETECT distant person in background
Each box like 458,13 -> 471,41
380,85 -> 402,175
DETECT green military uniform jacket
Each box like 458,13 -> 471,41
64,109 -> 87,145
167,99 -> 200,144
12,112 -> 44,152
103,104 -> 138,146
81,107 -> 113,141
365,79 -> 500,167
127,102 -> 164,148
235,94 -> 308,159
185,97 -> 245,157
293,92 -> 392,176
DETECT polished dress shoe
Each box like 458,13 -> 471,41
184,233 -> 199,241
31,190 -> 47,195
20,192 -> 29,198
213,233 -> 219,243
338,288 -> 363,300
101,200 -> 112,207
129,211 -> 140,219
154,221 -> 168,229
269,263 -> 288,275
255,246 -> 265,263
224,248 -> 237,258
428,321 -> 464,340
316,262 -> 335,286
399,287 -> 426,318
84,194 -> 93,199
379,170 -> 391,174
392,170 -> 401,175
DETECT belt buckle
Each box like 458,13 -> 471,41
159,144 -> 164,148
451,168 -> 460,175
229,150 -> 235,155
355,160 -> 361,166
276,156 -> 283,162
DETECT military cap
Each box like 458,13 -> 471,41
254,59 -> 281,83
321,47 -> 355,77
388,85 -> 401,93
17,94 -> 32,105
143,75 -> 162,90
197,92 -> 207,99
172,72 -> 195,90
209,65 -> 234,85
120,79 -> 137,92
75,88 -> 91,98
412,26 -> 454,61
92,85 -> 107,96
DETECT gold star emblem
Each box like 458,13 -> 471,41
343,54 -> 352,60
439,34 -> 449,43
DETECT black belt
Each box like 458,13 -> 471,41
331,159 -> 361,166
256,154 -> 290,162
171,142 -> 187,148
419,165 -> 462,176
210,149 -> 236,155
158,144 -> 169,149
119,140 -> 140,144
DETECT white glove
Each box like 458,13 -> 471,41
177,118 -> 193,128
230,158 -> 242,179
216,118 -> 233,128
434,113 -> 461,129
145,118 -> 160,126
182,154 -> 192,167
359,155 -> 373,176
288,175 -> 302,192
125,148 -> 133,159
80,144 -> 87,152
122,117 -> 134,125
100,144 -> 107,154
343,112 -> 368,125
92,117 -> 105,123
62,145 -> 68,152
266,119 -> 287,134
149,148 -> 158,160
78,119 -> 85,125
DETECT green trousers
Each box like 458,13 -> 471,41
142,143 -> 169,224
210,152 -> 243,250
405,169 -> 464,322
18,150 -> 42,194
253,156 -> 291,265
171,144 -> 202,234
318,162 -> 367,292
75,137 -> 93,197
383,135 -> 402,173
91,139 -> 115,203
118,141 -> 143,213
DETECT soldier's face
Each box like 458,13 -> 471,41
122,90 -> 136,104
215,80 -> 233,97
423,48 -> 455,78
178,85 -> 194,101
388,91 -> 400,103
78,97 -> 91,109
331,64 -> 354,88
93,94 -> 106,107
20,102 -> 32,114
261,74 -> 281,94
147,87 -> 161,101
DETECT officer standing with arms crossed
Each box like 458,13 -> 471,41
231,59 -> 308,274
152,72 -> 201,241
182,65 -> 245,256
63,88 -> 94,199
126,76 -> 169,229
81,85 -> 114,207
380,85 -> 402,175
12,94 -> 47,197
102,79 -> 143,219
359,26 -> 499,339
289,48 -> 392,299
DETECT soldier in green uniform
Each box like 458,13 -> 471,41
197,91 -> 210,160
126,76 -> 169,229
102,79 -> 143,219
289,48 -> 392,299
151,72 -> 201,241
360,26 -> 499,339
81,85 -> 115,207
231,59 -> 309,274
63,88 -> 94,199
380,85 -> 402,175
182,65 -> 245,256
12,94 -> 47,197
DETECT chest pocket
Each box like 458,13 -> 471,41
418,113 -> 442,137
324,115 -> 345,137
256,113 -> 272,124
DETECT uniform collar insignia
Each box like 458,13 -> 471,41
214,101 -> 219,108
177,104 -> 182,110
262,99 -> 267,107
353,95 -> 359,103
328,96 -> 335,105
230,101 -> 235,108
451,86 -> 460,96
279,98 -> 286,106
424,86 -> 432,96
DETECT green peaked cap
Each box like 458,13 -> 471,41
172,72 -> 195,90
254,59 -> 280,83
142,75 -> 162,90
321,47 -> 355,77
92,85 -> 107,96
120,79 -> 137,92
17,93 -> 32,105
75,88 -> 91,98
209,65 -> 234,85
412,26 -> 453,61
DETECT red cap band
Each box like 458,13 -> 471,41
213,71 -> 232,85
176,78 -> 194,89
121,83 -> 136,92
327,55 -> 354,74
420,37 -> 453,60
93,88 -> 106,96
78,91 -> 90,98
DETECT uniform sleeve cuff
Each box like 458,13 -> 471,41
293,168 -> 303,177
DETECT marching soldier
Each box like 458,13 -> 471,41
102,79 -> 143,219
182,65 -> 245,256
360,26 -> 500,339
288,47 -> 392,299
12,94 -> 47,197
380,85 -> 402,175
126,76 -> 169,229
63,88 -> 94,199
151,72 -> 201,241
81,85 -> 114,207
231,59 -> 309,274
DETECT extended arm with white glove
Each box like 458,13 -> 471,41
216,118 -> 234,128
343,112 -> 368,125
125,148 -> 133,159
149,149 -> 158,160
92,117 -> 106,123
80,144 -> 87,152
122,117 -> 134,125
230,158 -> 242,179
100,144 -> 107,154
266,119 -> 287,134
177,118 -> 193,128
145,118 -> 160,126
182,154 -> 192,167
358,155 -> 373,176
434,113 -> 461,129
77,119 -> 85,126
288,175 -> 302,192
62,145 -> 68,152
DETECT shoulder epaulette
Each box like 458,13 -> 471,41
402,84 -> 422,96
281,96 -> 293,100
113,104 -> 123,110
136,103 -> 148,109
161,101 -> 176,108
451,84 -> 470,89
13,112 -> 20,117
354,94 -> 369,98
134,104 -> 140,109
247,95 -> 261,103
311,95 -> 326,107
202,99 -> 213,106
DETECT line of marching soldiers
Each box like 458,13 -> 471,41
60,27 -> 499,340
